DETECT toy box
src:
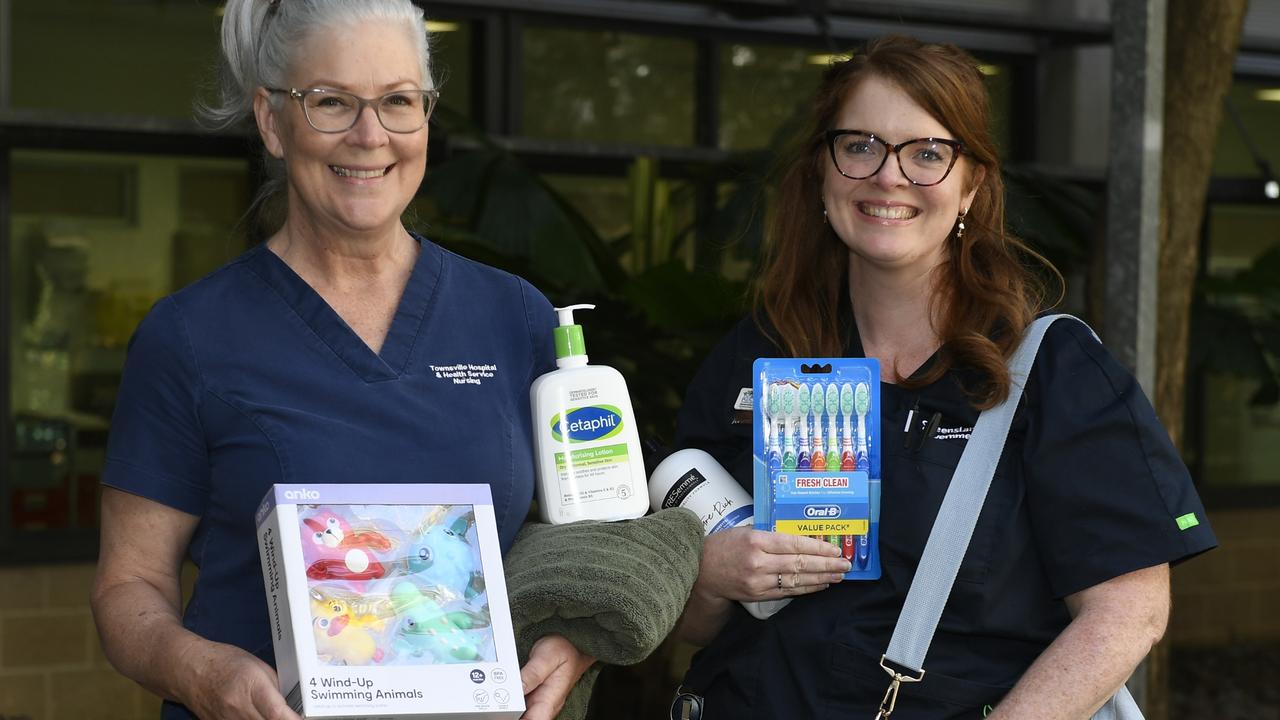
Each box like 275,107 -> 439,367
752,359 -> 882,580
255,484 -> 523,719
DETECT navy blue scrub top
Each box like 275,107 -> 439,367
675,313 -> 1216,719
102,235 -> 555,720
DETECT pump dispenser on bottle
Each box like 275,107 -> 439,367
531,304 -> 649,524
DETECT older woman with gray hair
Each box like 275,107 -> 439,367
90,1 -> 592,718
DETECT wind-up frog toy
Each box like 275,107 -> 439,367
389,582 -> 490,663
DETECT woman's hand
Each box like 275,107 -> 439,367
697,526 -> 851,603
179,640 -> 301,720
519,634 -> 596,720
675,526 -> 851,645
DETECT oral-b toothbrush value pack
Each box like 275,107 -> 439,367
255,484 -> 523,719
753,359 -> 881,580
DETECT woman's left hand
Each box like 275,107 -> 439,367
519,634 -> 596,720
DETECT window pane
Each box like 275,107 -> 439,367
12,1 -> 222,117
1195,203 -> 1280,488
522,28 -> 696,146
8,150 -> 250,531
1214,81 -> 1280,177
429,19 -> 472,119
719,44 -> 824,150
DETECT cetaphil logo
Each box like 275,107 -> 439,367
283,487 -> 322,501
804,504 -> 842,519
551,405 -> 625,443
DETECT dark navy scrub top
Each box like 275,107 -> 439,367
675,313 -> 1216,719
102,235 -> 555,720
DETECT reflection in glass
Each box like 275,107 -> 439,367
1196,204 -> 1280,488
719,44 -> 823,150
8,150 -> 250,531
523,28 -> 696,146
430,20 -> 473,119
12,1 -> 222,117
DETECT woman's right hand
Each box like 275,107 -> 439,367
696,526 -> 851,603
179,640 -> 301,720
675,527 -> 852,644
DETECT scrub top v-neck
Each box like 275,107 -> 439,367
248,240 -> 434,382
102,234 -> 556,719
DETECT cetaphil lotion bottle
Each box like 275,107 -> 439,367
531,304 -> 649,524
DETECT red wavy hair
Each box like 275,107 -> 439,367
753,34 -> 1061,408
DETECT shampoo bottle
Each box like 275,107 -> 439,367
531,304 -> 649,524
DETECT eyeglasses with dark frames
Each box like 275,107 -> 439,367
824,129 -> 965,187
267,87 -> 440,134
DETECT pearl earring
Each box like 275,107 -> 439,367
955,208 -> 967,240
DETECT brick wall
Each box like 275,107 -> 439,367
0,563 -> 157,719
1169,507 -> 1280,644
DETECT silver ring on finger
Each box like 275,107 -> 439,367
777,573 -> 783,590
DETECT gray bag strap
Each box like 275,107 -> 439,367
875,315 -> 1141,720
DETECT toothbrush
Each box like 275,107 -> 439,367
854,382 -> 871,472
839,383 -> 856,472
825,384 -> 840,471
810,383 -> 827,470
852,381 -> 872,570
764,375 -> 781,477
796,382 -> 811,471
781,383 -> 797,471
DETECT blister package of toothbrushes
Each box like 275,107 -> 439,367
752,359 -> 881,580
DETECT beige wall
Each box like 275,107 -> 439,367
1169,507 -> 1280,644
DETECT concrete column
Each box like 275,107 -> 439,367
1107,0 -> 1166,712
1106,0 -> 1164,395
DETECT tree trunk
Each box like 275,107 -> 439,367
1150,3 -> 1248,720
1157,0 -> 1248,448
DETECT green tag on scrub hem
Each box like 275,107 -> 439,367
1176,513 -> 1200,531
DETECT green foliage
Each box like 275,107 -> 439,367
418,110 -> 748,444
1193,244 -> 1280,404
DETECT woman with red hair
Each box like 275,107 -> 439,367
671,35 -> 1215,718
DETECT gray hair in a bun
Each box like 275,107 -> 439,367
201,0 -> 433,130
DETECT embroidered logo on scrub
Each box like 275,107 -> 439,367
431,363 -> 498,386
1176,512 -> 1200,531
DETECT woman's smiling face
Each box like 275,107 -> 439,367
821,73 -> 980,275
256,19 -> 428,238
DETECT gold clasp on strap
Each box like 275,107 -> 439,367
873,655 -> 925,720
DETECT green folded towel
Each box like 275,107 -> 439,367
504,507 -> 704,720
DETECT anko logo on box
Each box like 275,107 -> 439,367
550,405 -> 625,443
804,504 -> 842,519
283,488 -> 322,501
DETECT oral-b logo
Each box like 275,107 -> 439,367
804,504 -> 842,519
550,405 -> 625,443
283,488 -> 321,501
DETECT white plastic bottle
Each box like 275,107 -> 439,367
531,304 -> 649,524
647,448 -> 790,620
